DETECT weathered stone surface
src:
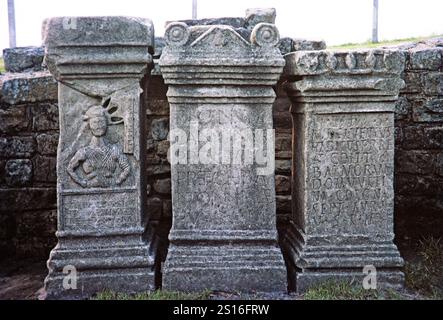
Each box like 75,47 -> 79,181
0,188 -> 56,211
394,96 -> 411,120
147,197 -> 163,220
147,99 -> 169,115
275,175 -> 290,194
153,178 -> 171,194
3,47 -> 45,73
160,16 -> 287,292
163,199 -> 172,218
424,126 -> 443,149
41,16 -> 155,300
146,164 -> 171,176
275,195 -> 291,213
275,159 -> 291,174
278,37 -> 293,56
14,209 -> 57,258
0,136 -> 35,158
169,17 -> 245,29
283,49 -> 406,292
0,72 -> 57,105
409,48 -> 442,70
278,37 -> 327,55
31,104 -> 59,131
32,156 -> 57,183
154,37 -> 166,58
275,134 -> 291,159
151,117 -> 169,140
244,8 -> 276,30
36,133 -> 58,155
4,159 -> 32,186
292,38 -> 326,51
0,105 -> 29,133
412,98 -> 443,122
422,72 -> 443,96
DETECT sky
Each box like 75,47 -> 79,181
1,0 -> 443,53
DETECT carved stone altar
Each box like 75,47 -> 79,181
283,50 -> 406,292
42,16 -> 155,299
159,21 -> 287,292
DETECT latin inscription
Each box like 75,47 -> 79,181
62,190 -> 138,230
307,113 -> 394,234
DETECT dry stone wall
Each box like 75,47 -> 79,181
393,39 -> 443,241
0,61 -> 58,258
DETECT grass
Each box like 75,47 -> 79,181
0,57 -> 5,73
404,236 -> 443,299
303,281 -> 407,300
329,34 -> 443,50
92,237 -> 442,300
93,289 -> 212,300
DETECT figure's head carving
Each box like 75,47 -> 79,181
84,105 -> 108,137
82,98 -> 123,137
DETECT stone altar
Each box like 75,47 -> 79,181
42,16 -> 155,299
160,20 -> 287,292
283,49 -> 406,292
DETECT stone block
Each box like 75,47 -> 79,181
276,195 -> 291,213
402,125 -> 425,149
32,156 -> 57,183
147,197 -> 163,220
5,159 -> 32,186
401,71 -> 422,93
409,48 -> 442,70
292,38 -> 326,51
162,199 -> 172,218
0,136 -> 35,158
422,71 -> 443,96
424,126 -> 443,149
275,159 -> 291,174
0,105 -> 29,133
36,133 -> 59,155
150,117 -> 169,141
244,8 -> 276,30
394,96 -> 410,120
275,175 -> 291,194
3,46 -> 45,72
0,72 -> 57,105
153,178 -> 171,195
412,98 -> 443,122
31,103 -> 59,131
0,188 -> 56,211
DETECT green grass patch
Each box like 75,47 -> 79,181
93,289 -> 212,300
0,57 -> 5,73
303,281 -> 408,300
404,236 -> 443,299
329,34 -> 443,50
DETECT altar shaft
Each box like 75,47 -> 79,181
42,16 -> 155,299
160,21 -> 287,292
283,49 -> 406,292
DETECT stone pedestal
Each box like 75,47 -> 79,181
160,22 -> 287,292
283,50 -> 406,292
42,17 -> 155,299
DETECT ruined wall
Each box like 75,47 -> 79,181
0,51 -> 58,257
394,39 -> 443,240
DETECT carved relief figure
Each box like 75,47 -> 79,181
67,104 -> 130,188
